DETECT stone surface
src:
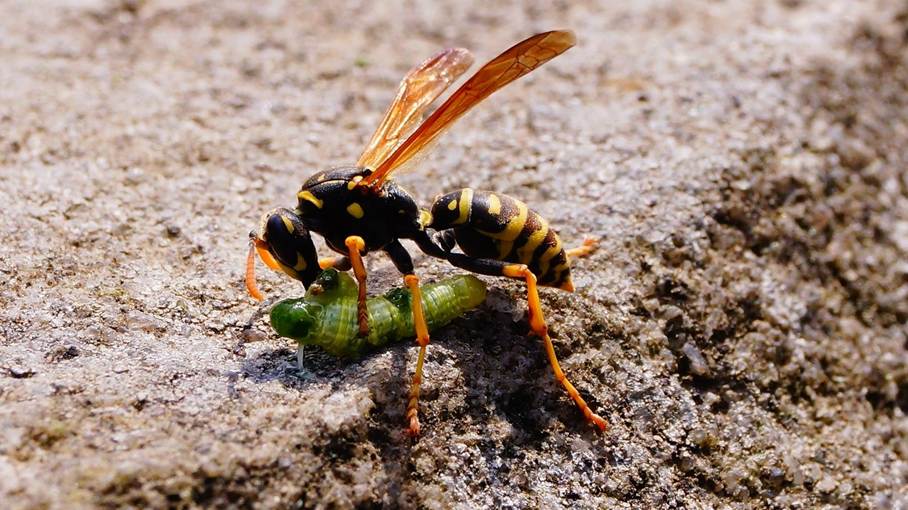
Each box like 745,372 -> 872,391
1,0 -> 907,508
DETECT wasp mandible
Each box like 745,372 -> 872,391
246,30 -> 607,435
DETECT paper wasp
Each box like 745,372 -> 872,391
246,30 -> 607,435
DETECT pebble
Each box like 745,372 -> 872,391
8,365 -> 35,378
126,310 -> 167,333
682,342 -> 710,376
242,328 -> 269,343
688,425 -> 718,448
816,476 -> 838,493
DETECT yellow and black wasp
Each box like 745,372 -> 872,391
245,30 -> 607,435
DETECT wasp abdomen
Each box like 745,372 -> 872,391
429,189 -> 573,290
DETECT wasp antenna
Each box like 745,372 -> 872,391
246,242 -> 265,301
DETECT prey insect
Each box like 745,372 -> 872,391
270,268 -> 487,359
246,30 -> 608,435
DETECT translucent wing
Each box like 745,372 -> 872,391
361,30 -> 575,189
357,48 -> 474,171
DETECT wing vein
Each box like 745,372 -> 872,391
356,47 -> 475,171
361,30 -> 576,190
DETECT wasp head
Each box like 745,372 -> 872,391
245,208 -> 320,301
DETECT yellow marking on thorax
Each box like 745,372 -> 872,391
293,253 -> 308,271
453,188 -> 473,225
298,190 -> 323,209
346,202 -> 365,219
478,200 -> 528,241
347,175 -> 363,190
447,199 -> 457,211
280,215 -> 295,234
419,210 -> 433,229
516,216 -> 549,263
487,194 -> 501,215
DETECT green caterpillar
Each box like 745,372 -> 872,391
270,269 -> 487,358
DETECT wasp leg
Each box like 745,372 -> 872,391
318,256 -> 353,271
415,236 -> 608,431
565,238 -> 599,259
384,241 -> 431,437
404,274 -> 431,436
432,229 -> 458,252
344,236 -> 369,336
500,263 -> 607,431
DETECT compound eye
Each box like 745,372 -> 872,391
262,214 -> 290,264
259,208 -> 320,287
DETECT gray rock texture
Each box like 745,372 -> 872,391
1,0 -> 907,508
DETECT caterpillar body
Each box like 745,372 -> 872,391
270,269 -> 487,358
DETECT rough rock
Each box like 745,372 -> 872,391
1,0 -> 907,508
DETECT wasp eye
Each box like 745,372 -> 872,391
264,213 -> 300,267
259,208 -> 320,286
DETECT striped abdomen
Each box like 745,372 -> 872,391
429,189 -> 573,290
270,270 -> 487,358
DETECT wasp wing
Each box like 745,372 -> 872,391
357,47 -> 474,171
361,30 -> 575,190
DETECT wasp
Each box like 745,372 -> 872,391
246,30 -> 607,435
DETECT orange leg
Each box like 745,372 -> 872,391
503,263 -> 608,432
404,273 -> 431,437
344,236 -> 369,336
318,256 -> 352,271
566,237 -> 599,259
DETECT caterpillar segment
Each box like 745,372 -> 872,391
269,269 -> 487,359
